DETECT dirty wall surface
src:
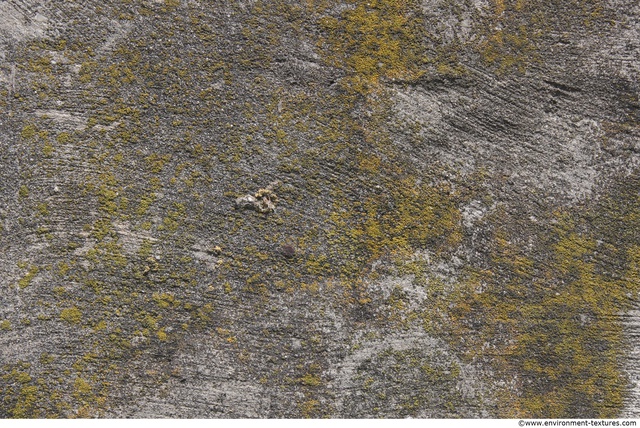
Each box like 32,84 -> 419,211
1,0 -> 640,418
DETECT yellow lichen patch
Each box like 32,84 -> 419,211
327,176 -> 462,278
157,328 -> 168,341
299,399 -> 321,418
298,373 -> 322,387
17,265 -> 39,289
145,153 -> 171,174
477,0 -> 606,74
21,124 -> 38,140
319,0 -> 427,93
153,292 -> 179,309
479,0 -> 541,73
448,204 -> 640,418
60,307 -> 83,324
11,385 -> 39,418
73,377 -> 92,397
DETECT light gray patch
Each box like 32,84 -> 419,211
112,220 -> 157,255
0,2 -> 48,41
35,109 -> 88,131
462,200 -> 488,228
328,332 -> 490,417
621,308 -> 640,418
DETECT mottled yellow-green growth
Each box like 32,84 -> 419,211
18,266 -> 39,289
19,185 -> 29,198
320,0 -> 427,93
60,307 -> 83,324
477,0 -> 606,73
448,191 -> 640,418
298,373 -> 322,387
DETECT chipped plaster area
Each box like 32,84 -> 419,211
95,19 -> 133,55
391,83 -> 609,202
0,2 -> 48,42
369,250 -> 465,299
104,335 -> 272,418
420,0 -> 480,44
0,1 -> 49,85
35,109 -> 88,131
112,220 -> 157,254
328,331 -> 491,417
462,200 -> 489,229
621,309 -> 640,418
585,0 -> 640,83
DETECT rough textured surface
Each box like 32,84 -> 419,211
1,0 -> 639,419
